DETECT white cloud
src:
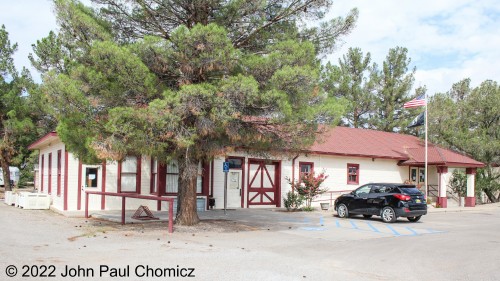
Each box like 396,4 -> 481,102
1,0 -> 57,78
326,0 -> 500,94
1,0 -> 498,92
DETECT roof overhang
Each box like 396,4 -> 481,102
398,160 -> 485,168
28,132 -> 59,150
306,150 -> 408,161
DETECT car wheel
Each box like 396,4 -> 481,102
363,215 -> 372,218
407,216 -> 422,222
381,207 -> 397,223
337,204 -> 349,218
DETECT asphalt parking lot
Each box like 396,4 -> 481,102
1,203 -> 499,281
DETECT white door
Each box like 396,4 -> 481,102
227,170 -> 242,208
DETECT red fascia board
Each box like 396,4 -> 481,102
305,150 -> 409,161
398,161 -> 484,168
28,132 -> 58,150
442,161 -> 485,168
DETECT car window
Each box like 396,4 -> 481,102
399,187 -> 423,195
370,184 -> 390,193
355,185 -> 371,197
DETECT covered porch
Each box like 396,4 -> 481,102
400,145 -> 484,208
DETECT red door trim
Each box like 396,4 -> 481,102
247,159 -> 281,206
225,156 -> 246,208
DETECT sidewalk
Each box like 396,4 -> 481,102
427,202 -> 500,213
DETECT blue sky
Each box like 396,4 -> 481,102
1,0 -> 499,95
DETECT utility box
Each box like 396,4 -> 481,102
4,191 -> 15,205
17,192 -> 50,210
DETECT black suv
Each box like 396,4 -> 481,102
334,183 -> 427,223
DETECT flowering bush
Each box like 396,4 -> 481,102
287,171 -> 329,208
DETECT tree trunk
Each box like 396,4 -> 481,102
175,155 -> 200,225
484,188 -> 498,203
1,160 -> 11,191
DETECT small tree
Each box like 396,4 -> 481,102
287,171 -> 328,209
448,169 -> 467,198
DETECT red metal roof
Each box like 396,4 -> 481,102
29,127 -> 484,168
310,126 -> 484,167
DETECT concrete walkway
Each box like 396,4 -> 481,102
77,202 -> 500,230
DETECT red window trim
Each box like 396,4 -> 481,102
347,163 -> 359,185
57,150 -> 62,196
41,154 -> 45,192
299,162 -> 314,175
117,156 -> 141,193
48,153 -> 52,194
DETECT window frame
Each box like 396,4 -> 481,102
347,163 -> 360,185
118,156 -> 141,193
299,162 -> 314,176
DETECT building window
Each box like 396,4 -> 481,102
166,160 -> 179,193
164,160 -> 202,194
151,158 -> 158,194
347,163 -> 359,185
227,158 -> 243,169
57,150 -> 62,196
85,167 -> 98,188
118,156 -> 141,193
299,162 -> 314,175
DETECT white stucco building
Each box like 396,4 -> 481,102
28,127 -> 484,213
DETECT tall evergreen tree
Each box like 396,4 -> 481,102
0,25 -> 37,191
322,47 -> 375,128
369,46 -> 417,132
429,79 -> 500,202
32,0 -> 358,225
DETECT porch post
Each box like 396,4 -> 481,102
465,168 -> 476,207
437,166 -> 448,208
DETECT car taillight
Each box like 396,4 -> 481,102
393,194 -> 411,201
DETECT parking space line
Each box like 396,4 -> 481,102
385,225 -> 401,236
335,220 -> 340,228
426,228 -> 445,234
367,222 -> 381,233
350,221 -> 359,229
405,227 -> 419,236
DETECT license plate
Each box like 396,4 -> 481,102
415,199 -> 421,203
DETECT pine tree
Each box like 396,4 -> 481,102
32,0 -> 358,225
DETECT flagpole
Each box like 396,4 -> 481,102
424,92 -> 428,200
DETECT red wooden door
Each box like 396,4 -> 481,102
247,160 -> 280,206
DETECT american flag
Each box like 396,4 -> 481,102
403,95 -> 426,108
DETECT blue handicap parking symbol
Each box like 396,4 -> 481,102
223,161 -> 230,173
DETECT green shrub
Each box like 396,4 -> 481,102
283,191 -> 304,211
